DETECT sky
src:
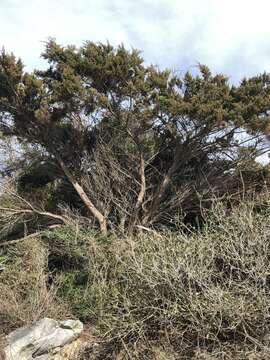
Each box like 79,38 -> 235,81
1,0 -> 270,84
0,0 -> 270,165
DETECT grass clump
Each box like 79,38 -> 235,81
0,236 -> 70,333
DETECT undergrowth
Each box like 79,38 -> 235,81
1,200 -> 270,358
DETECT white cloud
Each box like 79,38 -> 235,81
0,0 -> 270,82
1,0 -> 270,165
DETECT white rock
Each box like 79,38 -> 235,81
4,318 -> 83,360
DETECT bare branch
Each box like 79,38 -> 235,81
0,224 -> 61,247
55,154 -> 107,234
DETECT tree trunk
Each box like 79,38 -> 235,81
128,153 -> 146,233
142,147 -> 180,226
56,155 -> 107,234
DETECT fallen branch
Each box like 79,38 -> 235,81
0,224 -> 61,247
0,207 -> 68,224
0,186 -> 69,225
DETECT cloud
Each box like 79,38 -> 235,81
0,0 -> 270,82
1,0 -> 270,164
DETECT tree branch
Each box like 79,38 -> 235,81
0,224 -> 61,247
55,154 -> 107,234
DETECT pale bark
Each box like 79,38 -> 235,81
56,155 -> 107,234
128,152 -> 146,233
0,188 -> 69,224
0,207 -> 68,224
135,153 -> 146,210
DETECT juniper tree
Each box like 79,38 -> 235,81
1,40 -> 270,234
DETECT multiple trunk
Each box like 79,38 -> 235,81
56,144 -> 180,235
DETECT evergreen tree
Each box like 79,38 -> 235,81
1,40 -> 270,233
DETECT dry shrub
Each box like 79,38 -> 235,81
1,199 -> 270,358
47,201 -> 270,358
0,236 -> 71,333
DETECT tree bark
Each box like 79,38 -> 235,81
128,152 -> 146,233
56,155 -> 107,234
135,153 -> 146,211
142,145 -> 181,226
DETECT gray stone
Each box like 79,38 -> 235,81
4,318 -> 83,360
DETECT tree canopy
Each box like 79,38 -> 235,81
1,40 -> 270,234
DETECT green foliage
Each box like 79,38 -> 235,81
2,39 -> 270,358
55,271 -> 91,320
1,41 -> 270,232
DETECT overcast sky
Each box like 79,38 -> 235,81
1,0 -> 270,84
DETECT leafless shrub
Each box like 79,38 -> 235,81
0,181 -> 69,241
50,199 -> 270,358
1,196 -> 270,358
